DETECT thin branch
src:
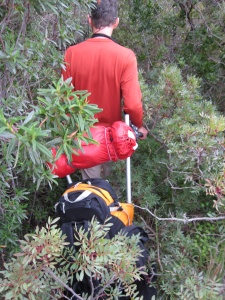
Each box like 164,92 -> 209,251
194,3 -> 223,41
63,294 -> 72,300
15,3 -> 30,47
43,267 -> 84,300
166,178 -> 195,190
140,216 -> 156,236
0,3 -> 14,35
155,219 -> 163,272
135,205 -> 225,224
93,275 -> 117,300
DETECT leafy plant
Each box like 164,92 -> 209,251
141,65 -> 225,211
0,217 -> 148,300
0,217 -> 68,300
0,0 -> 101,256
157,223 -> 224,300
109,64 -> 225,298
1,0 -> 225,298
0,77 -> 101,187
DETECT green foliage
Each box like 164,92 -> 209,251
0,78 -> 101,257
190,219 -> 225,267
35,77 -> 101,160
70,219 -> 147,299
141,65 -> 225,210
158,223 -> 224,300
0,217 -> 147,300
1,0 -> 225,298
0,77 -> 101,186
0,0 -> 99,255
109,64 -> 225,298
109,139 -> 160,209
117,0 -> 225,110
0,186 -> 28,254
0,217 -> 68,300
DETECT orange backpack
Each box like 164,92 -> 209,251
58,179 -> 134,226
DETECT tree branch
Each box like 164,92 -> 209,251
135,205 -> 225,224
43,267 -> 84,300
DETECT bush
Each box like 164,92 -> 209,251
0,217 -> 148,300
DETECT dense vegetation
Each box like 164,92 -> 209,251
1,0 -> 225,299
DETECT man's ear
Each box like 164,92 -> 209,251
113,17 -> 119,29
88,15 -> 93,26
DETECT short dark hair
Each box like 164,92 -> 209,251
90,0 -> 118,29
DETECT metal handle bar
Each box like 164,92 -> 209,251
130,123 -> 143,140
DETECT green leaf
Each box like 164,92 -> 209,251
36,142 -> 52,158
0,131 -> 15,139
23,111 -> 35,125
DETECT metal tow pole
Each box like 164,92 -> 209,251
125,114 -> 132,204
66,175 -> 72,185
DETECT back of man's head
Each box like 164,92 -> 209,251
90,0 -> 118,29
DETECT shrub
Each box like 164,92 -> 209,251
0,217 -> 148,300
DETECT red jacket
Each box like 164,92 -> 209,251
62,37 -> 143,128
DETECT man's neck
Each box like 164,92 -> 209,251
93,26 -> 113,37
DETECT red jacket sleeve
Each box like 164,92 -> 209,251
121,51 -> 143,128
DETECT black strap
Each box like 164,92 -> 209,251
91,33 -> 117,43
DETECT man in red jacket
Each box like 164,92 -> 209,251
62,0 -> 148,179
